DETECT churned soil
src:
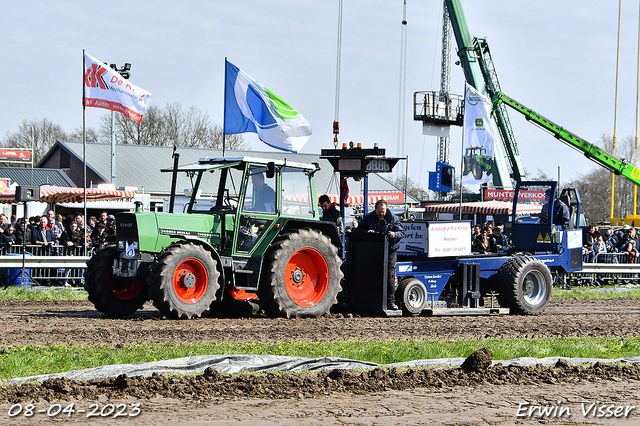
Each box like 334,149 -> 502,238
0,297 -> 639,425
0,355 -> 639,425
0,297 -> 638,346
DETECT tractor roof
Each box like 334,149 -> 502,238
161,156 -> 317,173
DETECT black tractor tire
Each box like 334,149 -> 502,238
396,278 -> 427,316
84,246 -> 149,317
148,242 -> 220,319
261,228 -> 342,318
471,163 -> 483,180
496,256 -> 552,315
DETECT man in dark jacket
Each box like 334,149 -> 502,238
62,221 -> 85,255
31,216 -> 56,285
319,194 -> 343,237
356,199 -> 405,310
541,188 -> 570,228
32,216 -> 56,248
489,224 -> 509,253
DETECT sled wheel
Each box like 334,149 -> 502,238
396,278 -> 427,315
262,228 -> 342,318
85,246 -> 148,317
496,256 -> 552,315
148,243 -> 220,319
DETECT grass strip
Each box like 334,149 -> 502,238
3,286 -> 640,301
2,336 -> 640,381
0,287 -> 88,300
553,287 -> 640,298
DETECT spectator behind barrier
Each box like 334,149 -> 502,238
90,222 -> 107,251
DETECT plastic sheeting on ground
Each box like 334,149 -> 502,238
7,354 -> 640,385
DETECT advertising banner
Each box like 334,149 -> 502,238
428,221 -> 472,257
462,83 -> 494,186
0,150 -> 31,163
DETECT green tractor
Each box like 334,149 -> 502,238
462,146 -> 493,180
84,157 -> 343,319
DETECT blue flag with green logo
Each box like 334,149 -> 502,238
224,60 -> 312,153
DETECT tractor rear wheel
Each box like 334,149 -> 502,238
496,256 -> 552,315
148,243 -> 220,319
85,246 -> 149,317
396,278 -> 427,315
261,228 -> 342,318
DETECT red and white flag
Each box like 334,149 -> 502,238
83,53 -> 152,123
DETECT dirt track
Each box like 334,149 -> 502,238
1,297 -> 639,425
0,297 -> 639,346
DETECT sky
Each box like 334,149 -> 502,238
2,1 -> 639,195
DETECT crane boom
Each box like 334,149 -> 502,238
443,0 -> 522,188
493,91 -> 640,186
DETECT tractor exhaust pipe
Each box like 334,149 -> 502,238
169,147 -> 180,214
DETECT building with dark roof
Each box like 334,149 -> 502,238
37,140 -> 417,211
0,166 -> 75,188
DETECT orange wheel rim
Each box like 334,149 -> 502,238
284,248 -> 329,307
109,279 -> 143,301
173,258 -> 209,303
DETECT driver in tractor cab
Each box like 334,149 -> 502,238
319,194 -> 344,237
541,188 -> 570,228
251,173 -> 276,213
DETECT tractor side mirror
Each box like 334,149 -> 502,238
266,162 -> 276,179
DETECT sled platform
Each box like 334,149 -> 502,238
422,307 -> 509,316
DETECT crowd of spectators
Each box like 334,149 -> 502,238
471,220 -> 511,254
0,210 -> 117,254
582,223 -> 640,263
468,220 -> 640,263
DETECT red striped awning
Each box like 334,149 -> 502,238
0,187 -> 136,204
424,201 -> 542,215
284,193 -> 403,205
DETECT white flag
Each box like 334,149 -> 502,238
462,83 -> 494,185
84,53 -> 152,123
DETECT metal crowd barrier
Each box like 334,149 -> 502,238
0,245 -> 92,287
563,251 -> 640,288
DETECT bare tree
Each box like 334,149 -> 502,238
99,103 -> 247,150
525,168 -> 553,181
206,124 -> 245,150
69,127 -> 100,144
99,104 -> 165,146
0,118 -> 70,164
387,175 -> 429,202
566,133 -> 640,223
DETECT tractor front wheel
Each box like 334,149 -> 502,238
261,229 -> 342,318
85,246 -> 149,317
148,243 -> 220,319
496,256 -> 552,315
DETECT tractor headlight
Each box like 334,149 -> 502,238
118,241 -> 125,250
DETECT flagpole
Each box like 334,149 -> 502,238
82,50 -> 88,257
458,85 -> 467,221
222,57 -> 228,157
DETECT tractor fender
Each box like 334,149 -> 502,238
167,235 -> 226,287
279,218 -> 342,250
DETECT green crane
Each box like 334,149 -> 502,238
492,91 -> 640,186
444,0 -> 525,186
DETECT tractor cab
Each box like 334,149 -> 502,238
510,181 -> 582,258
167,156 -> 328,257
